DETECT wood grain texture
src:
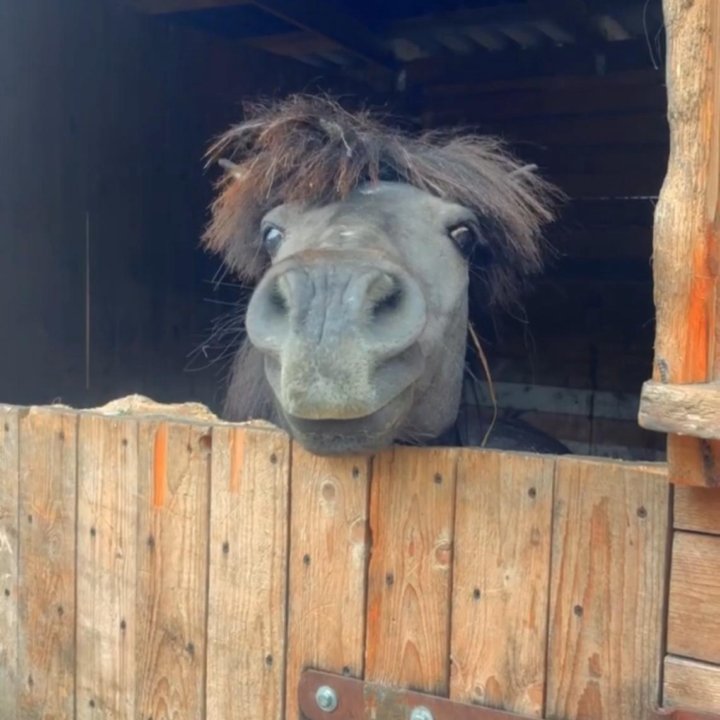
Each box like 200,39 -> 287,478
0,407 -> 19,720
640,381 -> 720,439
365,447 -> 457,694
206,425 -> 290,720
75,414 -> 139,720
674,487 -> 720,534
546,457 -> 669,720
284,447 -> 370,720
136,420 -> 211,720
652,0 -> 720,485
17,409 -> 78,720
667,531 -> 720,664
664,656 -> 720,713
450,450 -> 554,716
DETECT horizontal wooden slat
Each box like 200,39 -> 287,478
639,381 -> 720,440
668,532 -> 720,664
422,82 -> 667,122
128,0 -> 251,12
664,656 -> 720,713
674,488 -> 720,534
426,111 -> 669,146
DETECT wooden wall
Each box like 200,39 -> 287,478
0,0 -> 369,413
0,404 -> 672,720
665,488 -> 720,711
419,68 -> 669,460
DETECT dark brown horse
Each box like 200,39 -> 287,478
203,95 -> 568,456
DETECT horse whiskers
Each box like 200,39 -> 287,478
468,322 -> 498,448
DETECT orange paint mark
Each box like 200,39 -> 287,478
153,424 -> 168,508
683,240 -> 715,381
229,428 -> 245,493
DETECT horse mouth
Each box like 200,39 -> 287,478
282,386 -> 413,455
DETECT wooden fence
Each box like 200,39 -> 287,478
0,403 -> 680,720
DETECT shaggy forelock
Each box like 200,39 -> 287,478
203,94 -> 561,307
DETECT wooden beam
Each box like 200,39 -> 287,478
248,0 -> 397,70
647,0 -> 720,485
639,381 -> 720,440
128,0 -> 252,13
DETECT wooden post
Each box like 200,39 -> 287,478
643,0 -> 720,485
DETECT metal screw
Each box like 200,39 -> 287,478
315,685 -> 338,713
410,707 -> 434,720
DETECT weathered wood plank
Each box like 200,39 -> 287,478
674,487 -> 720,534
135,420 -> 211,720
0,407 -> 19,720
667,531 -> 720,664
285,448 -> 370,720
639,381 -> 720,440
650,0 -> 720,485
365,447 -> 457,694
129,0 -> 251,12
206,425 -> 290,720
664,656 -> 720,713
75,414 -> 139,720
17,409 -> 78,720
423,80 -> 667,121
546,457 -> 669,720
449,450 -> 555,716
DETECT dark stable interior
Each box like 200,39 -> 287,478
0,0 -> 667,460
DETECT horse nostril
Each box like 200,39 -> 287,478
372,286 -> 402,319
268,282 -> 289,315
367,273 -> 403,320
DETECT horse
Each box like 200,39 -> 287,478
202,95 -> 569,456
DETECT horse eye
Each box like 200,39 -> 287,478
262,225 -> 284,255
449,224 -> 475,253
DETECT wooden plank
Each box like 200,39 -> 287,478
425,110 -> 669,146
422,77 -> 667,121
252,0 -> 396,70
667,531 -> 720,664
206,424 -> 290,720
17,408 -> 78,720
75,413 -> 139,720
128,0 -> 251,12
449,451 -> 554,716
651,0 -> 720,485
285,447 -> 371,720
365,447 -> 457,694
674,487 -> 720,534
640,381 -> 720,440
0,407 -> 19,720
664,656 -> 720,713
135,420 -> 211,720
546,457 -> 669,720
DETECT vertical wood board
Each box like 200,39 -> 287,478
365,447 -> 457,694
450,450 -> 555,716
135,420 -> 211,720
546,458 -> 669,720
206,425 -> 290,720
650,0 -> 720,485
664,656 -> 720,713
17,409 -> 78,720
285,447 -> 371,720
674,487 -> 720,534
75,414 -> 139,720
0,407 -> 19,720
667,531 -> 720,664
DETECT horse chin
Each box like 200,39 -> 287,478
280,386 -> 414,456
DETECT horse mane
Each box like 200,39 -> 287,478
203,93 -> 562,309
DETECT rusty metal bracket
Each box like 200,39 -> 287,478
299,671 -> 720,720
298,670 -> 538,720
652,710 -> 720,720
